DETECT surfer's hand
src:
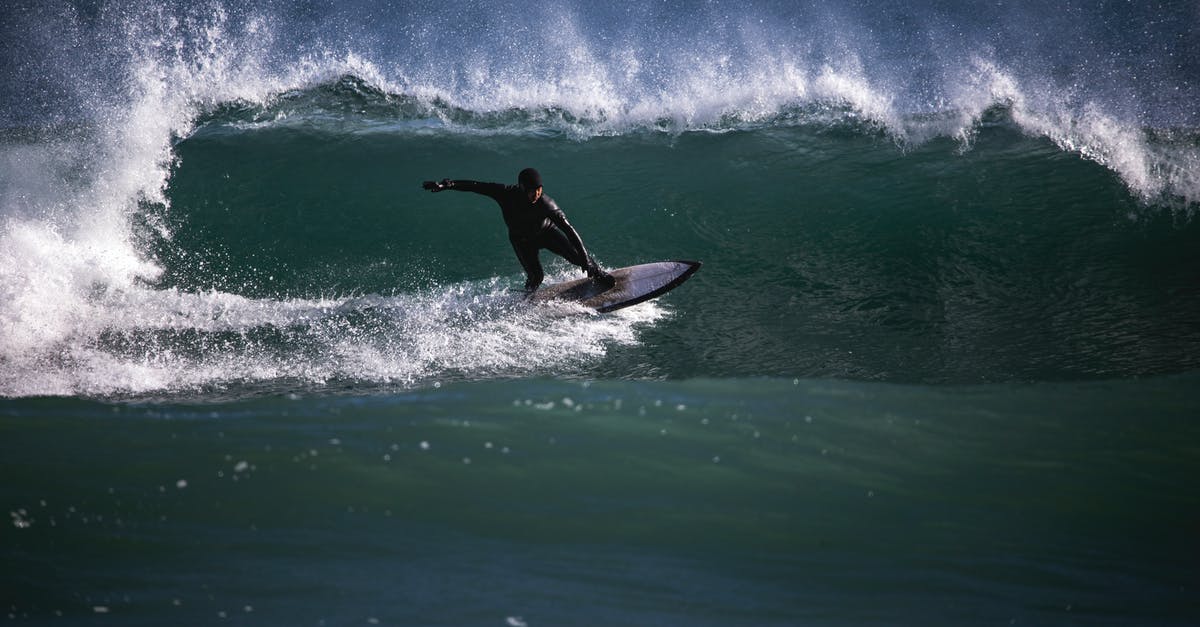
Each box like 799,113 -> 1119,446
585,261 -> 608,279
586,262 -> 616,288
422,179 -> 451,192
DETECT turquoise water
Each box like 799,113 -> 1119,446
2,0 -> 1199,624
5,376 -> 1199,624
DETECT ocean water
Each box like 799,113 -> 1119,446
2,0 -> 1199,624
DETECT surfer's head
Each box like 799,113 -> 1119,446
518,167 -> 543,202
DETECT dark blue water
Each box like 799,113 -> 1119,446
2,1 -> 1198,624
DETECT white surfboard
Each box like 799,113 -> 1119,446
530,260 -> 701,313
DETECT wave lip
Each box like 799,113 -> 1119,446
187,66 -> 1200,209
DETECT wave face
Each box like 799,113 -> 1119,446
2,0 -> 1200,397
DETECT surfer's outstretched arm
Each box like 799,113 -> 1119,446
422,179 -> 505,200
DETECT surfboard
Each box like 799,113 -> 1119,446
530,260 -> 701,313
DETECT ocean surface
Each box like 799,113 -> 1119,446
2,0 -> 1199,624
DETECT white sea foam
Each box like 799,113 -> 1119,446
392,31 -> 1196,206
936,59 -> 1200,207
0,270 -> 666,397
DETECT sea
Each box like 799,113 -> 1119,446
2,1 -> 1199,625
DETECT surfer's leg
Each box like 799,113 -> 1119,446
510,237 -> 544,291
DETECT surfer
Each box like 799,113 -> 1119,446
422,168 -> 615,291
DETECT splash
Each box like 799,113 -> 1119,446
0,273 -> 667,398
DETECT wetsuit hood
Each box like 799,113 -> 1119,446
517,168 -> 542,190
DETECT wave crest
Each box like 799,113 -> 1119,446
185,69 -> 1200,209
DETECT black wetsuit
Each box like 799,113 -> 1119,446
443,180 -> 596,290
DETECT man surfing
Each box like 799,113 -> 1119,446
422,168 -> 615,291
